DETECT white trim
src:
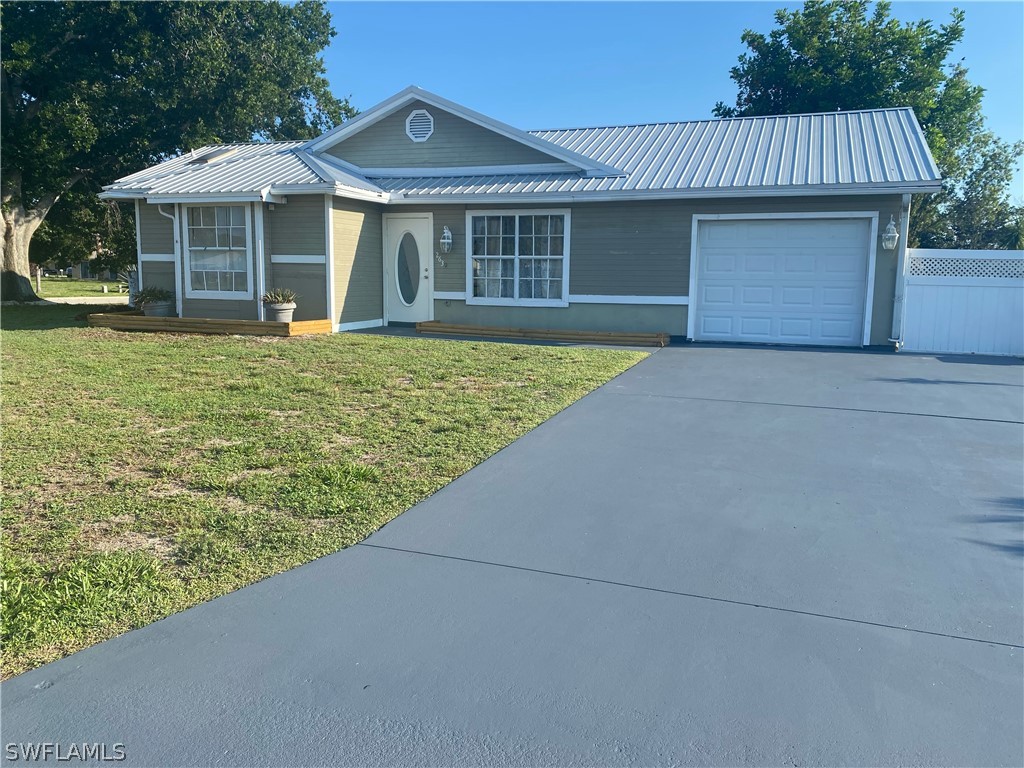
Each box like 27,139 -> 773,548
464,208 -> 571,308
434,291 -> 466,300
301,86 -> 621,177
863,215 -> 879,346
139,253 -> 175,262
182,203 -> 255,301
173,206 -> 183,317
906,248 -> 1024,260
569,294 -> 689,305
382,212 -> 434,324
134,200 -> 143,293
146,193 -> 265,203
405,109 -> 434,142
354,163 -> 579,178
254,202 -> 266,320
891,195 -> 912,344
325,196 -> 336,327
271,254 -> 327,264
688,211 -> 880,346
384,182 -> 941,206
337,318 -> 384,332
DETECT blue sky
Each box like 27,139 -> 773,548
322,1 -> 1024,196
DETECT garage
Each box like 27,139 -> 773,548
690,215 -> 876,346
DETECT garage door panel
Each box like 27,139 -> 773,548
781,286 -> 815,307
779,317 -> 813,339
741,286 -> 774,305
740,317 -> 773,336
693,218 -> 871,346
822,286 -> 859,309
700,315 -> 734,335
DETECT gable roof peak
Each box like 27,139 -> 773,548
301,86 -> 624,178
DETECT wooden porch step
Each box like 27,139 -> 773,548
416,321 -> 669,347
87,313 -> 333,337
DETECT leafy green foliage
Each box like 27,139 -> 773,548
0,305 -> 646,676
713,0 -> 1023,249
1,0 -> 355,295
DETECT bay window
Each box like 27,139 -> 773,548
467,210 -> 569,306
184,205 -> 251,298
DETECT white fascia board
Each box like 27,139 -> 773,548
329,184 -> 391,204
143,192 -> 265,203
302,85 -> 624,178
384,181 -> 943,206
99,190 -> 147,200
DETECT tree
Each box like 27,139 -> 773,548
713,0 -> 1023,249
1,1 -> 355,300
30,194 -> 137,275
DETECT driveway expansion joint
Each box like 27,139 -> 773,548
602,391 -> 1024,424
357,542 -> 1024,650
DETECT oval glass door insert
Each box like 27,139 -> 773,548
396,232 -> 419,306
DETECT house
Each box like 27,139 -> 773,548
99,86 -> 942,346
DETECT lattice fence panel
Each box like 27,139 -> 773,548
908,256 -> 1024,279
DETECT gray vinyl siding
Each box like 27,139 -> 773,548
332,197 -> 384,325
403,195 -> 902,344
139,261 -> 175,294
268,263 -> 328,321
138,203 -> 174,254
268,195 -> 326,256
434,301 -> 687,335
324,101 -> 559,169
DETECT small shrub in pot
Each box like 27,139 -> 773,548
135,287 -> 176,317
262,288 -> 298,323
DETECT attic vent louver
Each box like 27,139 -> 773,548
405,109 -> 434,142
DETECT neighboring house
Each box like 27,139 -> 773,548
100,86 -> 941,346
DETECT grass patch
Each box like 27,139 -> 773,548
35,277 -> 123,298
1,304 -> 646,677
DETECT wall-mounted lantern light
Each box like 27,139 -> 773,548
439,226 -> 453,254
881,215 -> 900,251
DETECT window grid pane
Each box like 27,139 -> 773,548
188,206 -> 248,294
469,215 -> 565,302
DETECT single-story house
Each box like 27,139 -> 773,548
100,86 -> 942,346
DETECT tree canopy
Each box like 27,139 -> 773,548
714,0 -> 1022,249
1,0 -> 355,298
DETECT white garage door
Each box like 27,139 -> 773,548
692,218 -> 873,346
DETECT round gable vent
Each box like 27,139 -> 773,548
405,109 -> 434,142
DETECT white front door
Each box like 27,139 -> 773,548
691,217 -> 873,346
384,214 -> 433,324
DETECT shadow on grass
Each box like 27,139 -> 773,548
0,304 -> 132,331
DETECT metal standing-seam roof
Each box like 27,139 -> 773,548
100,141 -> 384,200
377,108 -> 941,201
101,104 -> 941,203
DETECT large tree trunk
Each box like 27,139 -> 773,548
2,203 -> 48,301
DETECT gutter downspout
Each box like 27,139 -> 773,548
888,193 -> 912,350
157,204 -> 183,318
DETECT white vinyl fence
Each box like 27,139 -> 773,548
901,249 -> 1024,356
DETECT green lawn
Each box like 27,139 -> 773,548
0,305 -> 646,677
36,277 -> 124,298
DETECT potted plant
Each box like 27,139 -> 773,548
135,287 -> 176,317
261,288 -> 298,322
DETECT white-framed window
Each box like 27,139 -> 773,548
465,209 -> 570,307
183,204 -> 252,299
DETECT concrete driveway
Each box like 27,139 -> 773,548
4,346 -> 1022,766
